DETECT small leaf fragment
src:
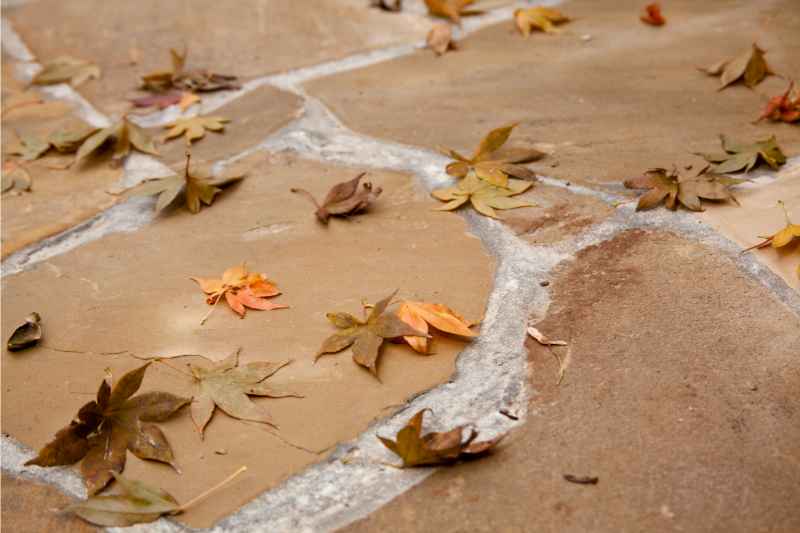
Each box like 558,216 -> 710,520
427,23 -> 457,56
424,0 -> 482,25
742,201 -> 800,259
514,7 -> 570,37
371,0 -> 402,11
756,81 -> 800,124
527,325 -> 567,346
32,56 -> 100,87
7,312 -> 42,351
640,3 -> 665,26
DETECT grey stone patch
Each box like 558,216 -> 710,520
2,435 -> 86,499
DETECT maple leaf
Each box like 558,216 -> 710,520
7,123 -> 100,162
291,172 -> 382,224
25,363 -> 189,494
756,81 -> 800,124
189,348 -> 300,438
696,134 -> 786,174
396,301 -> 476,353
75,118 -> 158,164
6,312 -> 42,351
128,153 -> 245,214
514,7 -> 571,36
32,56 -> 100,87
371,0 -> 402,11
424,0 -> 483,25
191,264 -> 287,322
624,167 -> 742,212
700,43 -> 773,90
432,173 -> 535,218
427,23 -> 457,56
1,161 -> 33,195
315,290 -> 428,377
743,201 -> 800,253
640,3 -> 665,26
141,48 -> 239,93
163,115 -> 229,145
378,409 -> 504,467
440,123 -> 542,188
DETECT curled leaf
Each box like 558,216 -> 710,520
291,172 -> 382,224
527,325 -> 567,346
396,301 -> 476,353
756,81 -> 800,123
625,166 -> 742,212
514,7 -> 570,36
7,312 -> 42,351
700,43 -> 772,90
640,3 -> 665,26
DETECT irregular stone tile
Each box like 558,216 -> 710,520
699,168 -> 800,290
1,474 -> 97,532
1,153 -> 493,528
151,85 -> 302,165
344,230 -> 800,533
6,0 -> 430,116
306,0 -> 800,184
500,183 -> 614,245
2,62 -> 122,258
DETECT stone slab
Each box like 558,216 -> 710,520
344,230 -> 800,533
306,0 -> 800,184
1,474 -> 97,533
1,153 -> 494,528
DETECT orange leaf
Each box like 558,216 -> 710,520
191,264 -> 287,321
397,301 -> 476,353
640,3 -> 665,26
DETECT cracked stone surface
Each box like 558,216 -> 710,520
306,0 -> 800,184
1,474 -> 97,532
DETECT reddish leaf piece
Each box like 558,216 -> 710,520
378,409 -> 505,467
757,81 -> 800,123
640,3 -> 665,26
25,363 -> 189,494
141,48 -> 239,93
130,91 -> 183,109
291,172 -> 382,224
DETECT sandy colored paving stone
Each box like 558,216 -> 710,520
306,0 -> 800,185
153,85 -> 302,165
699,166 -> 800,290
0,153 -> 493,528
1,474 -> 98,533
1,63 -> 122,258
6,0 -> 429,117
345,230 -> 800,533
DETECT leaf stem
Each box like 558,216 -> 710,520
778,200 -> 791,224
176,465 -> 247,512
154,358 -> 195,379
200,291 -> 225,325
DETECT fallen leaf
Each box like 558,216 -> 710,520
371,0 -> 402,11
189,348 -> 300,437
7,312 -> 42,351
178,92 -> 201,111
427,23 -> 457,55
32,56 -> 101,87
743,201 -> 800,256
75,118 -> 158,164
700,43 -> 773,90
432,172 -> 535,218
514,7 -> 571,36
70,467 -> 246,526
141,48 -> 239,93
7,133 -> 50,161
695,134 -> 786,174
424,0 -> 482,25
756,81 -> 800,123
291,172 -> 382,224
127,153 -> 245,214
640,3 -> 665,26
130,91 -> 184,109
315,290 -> 428,377
25,363 -> 189,494
191,264 -> 287,321
527,325 -> 567,346
396,300 -> 476,353
624,166 -> 743,212
163,115 -> 228,145
378,409 -> 504,467
7,123 -> 100,162
564,474 -> 599,485
440,123 -> 543,188
1,161 -> 33,195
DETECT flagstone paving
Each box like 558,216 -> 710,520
1,0 -> 799,532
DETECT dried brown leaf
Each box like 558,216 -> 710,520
291,172 -> 382,224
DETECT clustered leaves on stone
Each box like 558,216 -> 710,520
291,172 -> 382,224
140,48 -> 240,94
625,166 -> 742,212
640,3 -> 666,26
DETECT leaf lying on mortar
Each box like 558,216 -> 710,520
141,48 -> 240,93
743,201 -> 800,258
127,153 -> 245,214
189,348 -> 300,438
378,409 -> 504,467
6,312 -> 42,351
756,81 -> 800,124
25,363 -> 189,494
424,0 -> 482,25
514,7 -> 571,36
191,264 -> 287,323
76,118 -> 158,164
1,161 -> 33,195
371,0 -> 403,11
70,467 -> 246,526
427,23 -> 457,56
291,172 -> 382,224
7,122 -> 99,162
433,172 -> 535,218
315,290 -> 428,377
624,167 -> 743,212
695,134 -> 786,174
396,301 -> 476,353
441,123 -> 542,188
700,43 -> 773,90
640,3 -> 665,26
163,115 -> 229,145
32,56 -> 100,87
